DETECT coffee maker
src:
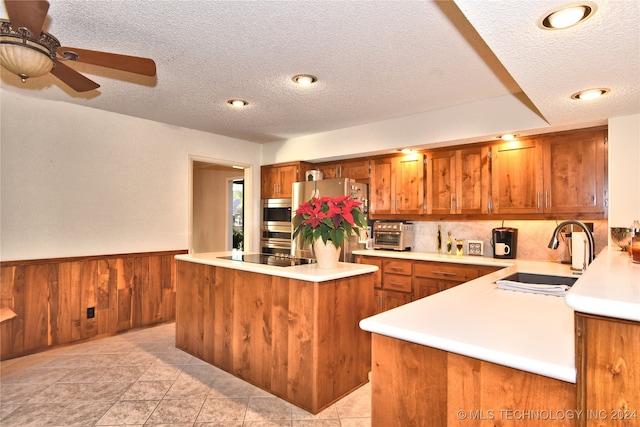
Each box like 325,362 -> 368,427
491,227 -> 518,259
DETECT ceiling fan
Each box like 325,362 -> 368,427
0,0 -> 156,92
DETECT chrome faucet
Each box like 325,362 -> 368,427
548,220 -> 595,268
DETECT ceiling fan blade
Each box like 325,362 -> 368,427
58,46 -> 156,76
50,59 -> 100,92
4,0 -> 49,38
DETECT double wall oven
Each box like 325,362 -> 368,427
261,198 -> 292,255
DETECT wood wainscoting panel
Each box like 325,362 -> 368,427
0,250 -> 185,360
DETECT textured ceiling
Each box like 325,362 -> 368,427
1,0 -> 638,143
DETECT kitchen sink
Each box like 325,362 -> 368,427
498,272 -> 578,286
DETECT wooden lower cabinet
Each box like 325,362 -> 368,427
575,313 -> 640,427
375,288 -> 412,313
371,334 -> 577,427
357,255 -> 501,312
413,261 -> 501,299
175,260 -> 373,414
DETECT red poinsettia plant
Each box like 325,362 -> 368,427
292,195 -> 367,249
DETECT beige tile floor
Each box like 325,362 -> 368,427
0,322 -> 371,426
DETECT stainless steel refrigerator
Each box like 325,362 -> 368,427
291,178 -> 368,262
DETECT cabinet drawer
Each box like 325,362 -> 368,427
382,273 -> 412,292
413,262 -> 478,282
383,259 -> 412,276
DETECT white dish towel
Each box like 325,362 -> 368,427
496,280 -> 570,297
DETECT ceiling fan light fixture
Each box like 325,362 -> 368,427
292,74 -> 317,86
227,99 -> 249,108
541,4 -> 594,29
0,20 -> 59,82
571,88 -> 609,100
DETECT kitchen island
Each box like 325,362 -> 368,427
174,252 -> 378,414
358,248 -> 639,426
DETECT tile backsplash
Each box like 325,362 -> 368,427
410,220 -> 609,261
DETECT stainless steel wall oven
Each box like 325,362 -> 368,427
261,198 -> 292,255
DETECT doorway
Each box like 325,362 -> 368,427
230,178 -> 244,250
191,159 -> 250,254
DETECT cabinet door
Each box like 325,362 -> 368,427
355,256 -> 382,289
260,163 -> 303,198
426,150 -> 456,215
316,164 -> 339,180
261,166 -> 280,199
457,146 -> 490,215
339,159 -> 370,180
413,277 -> 442,299
276,164 -> 299,198
576,314 -> 640,426
543,130 -> 607,215
491,140 -> 543,214
395,154 -> 425,215
370,157 -> 395,214
316,159 -> 370,181
381,290 -> 412,312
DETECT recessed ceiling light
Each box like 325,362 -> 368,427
541,4 -> 595,29
292,74 -> 317,86
498,134 -> 517,141
571,88 -> 609,100
227,99 -> 248,108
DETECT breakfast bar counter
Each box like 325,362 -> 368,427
357,248 -> 639,426
174,251 -> 377,414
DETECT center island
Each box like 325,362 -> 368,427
174,251 -> 378,414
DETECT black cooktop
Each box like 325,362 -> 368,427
218,253 -> 316,267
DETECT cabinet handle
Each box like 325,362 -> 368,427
388,281 -> 405,286
545,191 -> 549,209
389,266 -> 405,271
395,197 -> 398,212
431,271 -> 456,276
450,195 -> 455,211
537,192 -> 541,209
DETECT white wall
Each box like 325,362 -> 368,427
0,90 -> 262,261
262,94 -> 551,164
608,113 -> 640,227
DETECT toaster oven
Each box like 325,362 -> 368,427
373,221 -> 414,251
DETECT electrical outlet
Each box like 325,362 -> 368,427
467,240 -> 484,256
87,307 -> 95,319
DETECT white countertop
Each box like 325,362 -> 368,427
175,251 -> 378,282
353,249 -> 515,268
359,258 -> 577,383
358,247 -> 640,383
565,248 -> 640,322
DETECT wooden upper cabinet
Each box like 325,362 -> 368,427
370,157 -> 395,214
261,162 -> 307,199
543,129 -> 607,215
425,146 -> 490,215
315,158 -> 370,180
491,139 -> 544,214
370,154 -> 425,215
425,150 -> 456,215
490,128 -> 607,216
